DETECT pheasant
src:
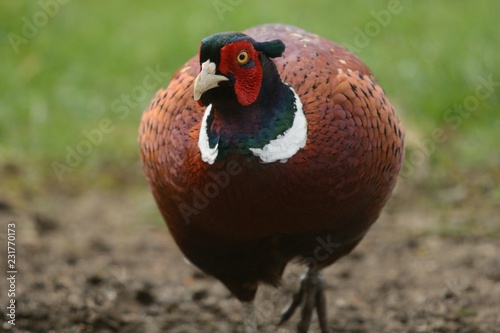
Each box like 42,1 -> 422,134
139,24 -> 404,332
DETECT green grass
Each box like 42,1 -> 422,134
1,0 -> 499,194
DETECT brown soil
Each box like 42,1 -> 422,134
1,177 -> 499,333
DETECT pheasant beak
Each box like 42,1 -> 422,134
193,60 -> 229,101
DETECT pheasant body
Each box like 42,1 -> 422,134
139,24 -> 404,329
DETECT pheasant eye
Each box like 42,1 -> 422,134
236,50 -> 249,65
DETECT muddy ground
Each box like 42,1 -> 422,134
1,172 -> 499,333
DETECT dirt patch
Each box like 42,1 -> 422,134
1,185 -> 499,333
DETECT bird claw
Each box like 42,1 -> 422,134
279,271 -> 330,333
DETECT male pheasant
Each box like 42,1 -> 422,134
139,24 -> 404,332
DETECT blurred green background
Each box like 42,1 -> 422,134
1,1 -> 499,229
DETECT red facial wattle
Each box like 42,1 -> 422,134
218,40 -> 263,106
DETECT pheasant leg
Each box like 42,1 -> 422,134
280,270 -> 330,333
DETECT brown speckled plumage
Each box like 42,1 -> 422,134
139,23 -> 404,311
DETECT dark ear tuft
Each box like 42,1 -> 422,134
254,39 -> 285,58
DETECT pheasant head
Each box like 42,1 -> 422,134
192,32 -> 307,165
